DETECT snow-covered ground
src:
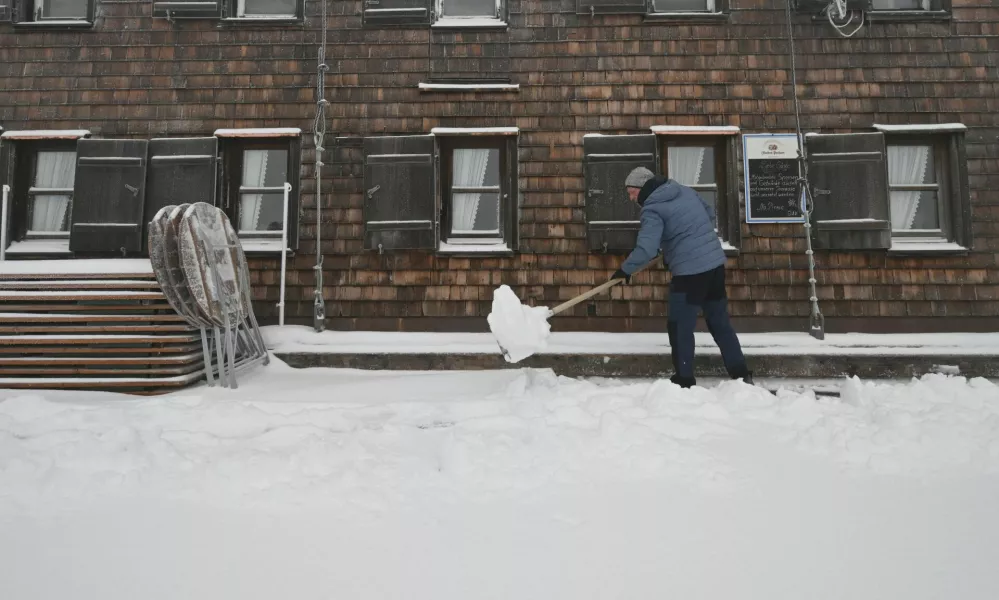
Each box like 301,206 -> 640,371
2,361 -> 999,599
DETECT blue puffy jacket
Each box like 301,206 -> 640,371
621,177 -> 726,277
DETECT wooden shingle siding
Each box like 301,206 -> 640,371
1,0 -> 998,332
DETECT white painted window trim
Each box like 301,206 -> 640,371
650,125 -> 740,136
419,82 -> 520,93
648,0 -> 717,14
431,127 -> 519,136
873,123 -> 966,134
213,128 -> 302,138
433,0 -> 505,27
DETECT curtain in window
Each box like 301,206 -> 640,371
887,145 -> 929,230
31,151 -> 75,232
452,149 -> 490,232
240,150 -> 269,232
668,146 -> 706,186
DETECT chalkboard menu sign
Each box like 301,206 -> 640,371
743,133 -> 806,224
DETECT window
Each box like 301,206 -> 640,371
234,0 -> 297,18
27,150 -> 75,238
7,0 -> 94,24
440,140 -> 510,248
656,130 -> 740,252
217,130 -> 302,253
651,0 -> 716,12
871,0 -> 932,9
868,0 -> 949,18
434,0 -> 505,26
360,129 -> 518,254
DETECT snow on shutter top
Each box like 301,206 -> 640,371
363,0 -> 431,26
806,132 -> 891,251
70,139 -> 150,255
583,134 -> 657,253
577,0 -> 647,15
146,137 -> 218,227
363,135 -> 436,251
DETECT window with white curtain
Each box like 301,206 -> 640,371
236,0 -> 296,18
652,0 -> 715,12
33,0 -> 88,18
871,0 -> 933,10
435,0 -> 504,25
27,150 -> 76,236
666,144 -> 718,229
238,148 -> 288,235
449,147 -> 501,238
887,143 -> 942,236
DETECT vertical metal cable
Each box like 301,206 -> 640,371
312,0 -> 330,332
785,0 -> 825,339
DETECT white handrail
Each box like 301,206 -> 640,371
278,182 -> 291,326
1,184 -> 9,262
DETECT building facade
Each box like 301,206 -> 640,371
0,0 -> 996,333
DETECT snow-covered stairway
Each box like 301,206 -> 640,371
0,259 -> 205,394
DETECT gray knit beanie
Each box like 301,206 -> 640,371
624,166 -> 655,189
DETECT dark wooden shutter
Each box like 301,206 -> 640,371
146,138 -> 217,229
362,135 -> 436,251
0,141 -> 14,249
70,139 -> 149,254
363,0 -> 431,26
806,132 -> 890,251
583,134 -> 657,253
577,0 -> 647,15
152,0 -> 221,18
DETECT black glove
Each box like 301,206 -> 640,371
611,268 -> 631,284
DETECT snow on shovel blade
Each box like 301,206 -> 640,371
486,285 -> 552,363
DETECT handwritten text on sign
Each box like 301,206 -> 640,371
743,134 -> 806,224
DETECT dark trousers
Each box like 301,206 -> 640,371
667,265 -> 748,382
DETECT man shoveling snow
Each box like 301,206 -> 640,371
612,166 -> 752,388
487,167 -> 753,388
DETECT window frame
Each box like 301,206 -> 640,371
885,135 -> 950,241
220,136 -> 301,254
866,0 -> 950,21
12,0 -> 95,26
436,133 -> 518,255
24,144 -> 76,240
433,0 -> 507,29
225,0 -> 302,21
645,0 -> 728,22
656,133 -> 740,255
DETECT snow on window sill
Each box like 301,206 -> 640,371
432,17 -> 507,29
239,239 -> 290,254
1,130 -> 91,140
888,239 -> 968,257
4,239 -> 71,256
721,239 -> 739,257
214,127 -> 302,138
651,125 -> 740,136
13,20 -> 93,28
438,241 -> 513,255
866,10 -> 951,22
431,126 -> 519,136
644,11 -> 726,22
873,123 -> 967,134
220,16 -> 301,23
419,82 -> 519,93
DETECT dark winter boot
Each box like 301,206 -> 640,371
729,366 -> 754,386
670,374 -> 697,389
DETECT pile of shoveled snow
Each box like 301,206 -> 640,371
1,363 -> 999,599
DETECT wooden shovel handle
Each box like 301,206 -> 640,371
549,257 -> 659,317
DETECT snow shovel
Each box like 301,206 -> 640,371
488,258 -> 660,362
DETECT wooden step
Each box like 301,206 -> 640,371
0,303 -> 178,313
0,259 -> 154,281
0,290 -> 166,302
0,334 -> 201,346
0,352 -> 204,366
0,372 -> 205,389
0,324 -> 195,334
0,279 -> 162,291
0,364 -> 204,376
0,343 -> 204,355
0,312 -> 187,323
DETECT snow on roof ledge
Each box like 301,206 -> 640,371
1,130 -> 91,140
214,128 -> 302,138
650,125 -> 741,135
873,123 -> 967,133
431,127 -> 519,136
